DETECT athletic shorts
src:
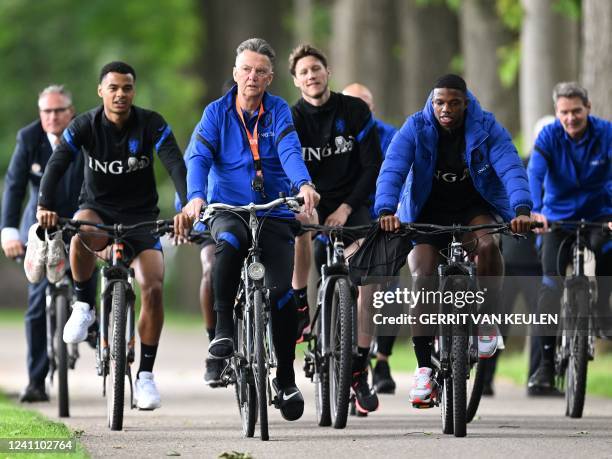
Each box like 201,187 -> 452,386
78,204 -> 162,260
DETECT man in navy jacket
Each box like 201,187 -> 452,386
1,85 -> 84,402
375,74 -> 532,408
527,82 -> 612,392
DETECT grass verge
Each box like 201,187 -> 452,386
0,391 -> 88,458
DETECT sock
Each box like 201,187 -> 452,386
352,346 -> 370,373
294,286 -> 308,310
413,336 -> 433,369
215,310 -> 234,336
138,343 -> 158,376
206,327 -> 215,342
74,278 -> 96,307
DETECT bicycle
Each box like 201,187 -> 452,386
202,195 -> 303,441
549,220 -> 611,419
398,222 -> 539,437
57,217 -> 173,431
301,223 -> 369,429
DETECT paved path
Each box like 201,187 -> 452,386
1,325 -> 611,458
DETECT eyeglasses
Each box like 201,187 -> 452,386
236,65 -> 271,78
40,107 -> 71,115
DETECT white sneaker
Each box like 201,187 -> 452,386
24,224 -> 47,283
134,372 -> 161,410
45,230 -> 66,284
409,367 -> 434,407
478,335 -> 498,359
63,301 -> 95,344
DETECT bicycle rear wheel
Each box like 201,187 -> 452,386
55,294 -> 70,418
451,332 -> 468,437
466,359 -> 485,423
566,334 -> 588,418
328,278 -> 352,429
253,289 -> 269,441
107,282 -> 127,431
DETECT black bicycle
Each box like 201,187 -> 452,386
399,222 -> 538,437
301,224 -> 368,429
58,217 -> 173,431
549,220 -> 611,419
203,195 -> 303,441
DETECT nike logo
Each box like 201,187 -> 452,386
283,391 -> 299,401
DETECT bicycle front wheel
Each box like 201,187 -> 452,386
466,359 -> 485,423
566,334 -> 588,418
253,289 -> 269,441
313,311 -> 331,427
55,294 -> 70,418
328,277 -> 352,429
451,332 -> 468,437
107,282 -> 127,431
234,306 -> 257,438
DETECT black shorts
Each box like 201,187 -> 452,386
316,204 -> 372,246
78,205 -> 162,260
413,204 -> 499,250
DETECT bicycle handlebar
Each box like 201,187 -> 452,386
199,195 -> 305,221
57,217 -> 175,238
549,220 -> 611,233
398,221 -> 543,235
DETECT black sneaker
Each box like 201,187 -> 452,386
352,370 -> 379,413
86,319 -> 99,350
204,358 -> 225,387
296,303 -> 311,344
208,333 -> 233,359
19,383 -> 49,403
273,379 -> 304,421
482,381 -> 494,396
373,360 -> 396,394
527,363 -> 555,395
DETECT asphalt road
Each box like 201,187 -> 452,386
1,325 -> 611,458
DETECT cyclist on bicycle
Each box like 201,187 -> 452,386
182,38 -> 319,422
289,44 -> 382,414
527,82 -> 612,393
375,74 -> 532,407
35,61 -> 191,411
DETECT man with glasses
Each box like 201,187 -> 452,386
1,85 -> 86,402
183,38 -> 319,422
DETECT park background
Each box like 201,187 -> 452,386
0,0 -> 611,395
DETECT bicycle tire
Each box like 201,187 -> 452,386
466,360 -> 485,423
253,289 -> 269,441
107,282 -> 127,431
55,294 -> 70,418
566,334 -> 588,418
328,278 -> 352,429
235,309 -> 257,438
441,375 -> 454,434
452,332 -> 468,437
314,311 -> 332,427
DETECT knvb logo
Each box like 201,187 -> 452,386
302,136 -> 354,161
88,156 -> 151,175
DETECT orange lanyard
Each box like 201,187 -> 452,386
235,96 -> 265,177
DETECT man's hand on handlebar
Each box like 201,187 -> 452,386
379,213 -> 401,232
297,184 -> 319,217
510,214 -> 532,234
36,205 -> 58,229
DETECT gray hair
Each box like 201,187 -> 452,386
236,38 -> 276,67
38,84 -> 73,106
553,82 -> 589,106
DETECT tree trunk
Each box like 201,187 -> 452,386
520,0 -> 579,152
581,0 -> 612,119
294,0 -> 314,44
397,0 -> 459,116
461,0 -> 519,135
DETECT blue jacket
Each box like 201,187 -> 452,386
374,91 -> 532,222
369,118 -> 397,218
528,116 -> 611,221
1,120 -> 83,243
186,87 -> 311,218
